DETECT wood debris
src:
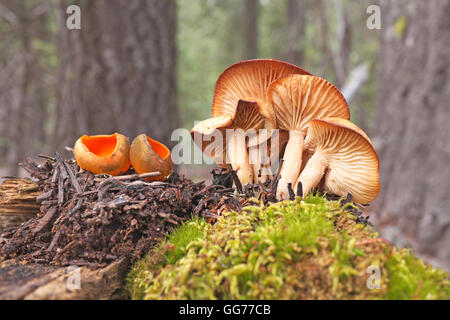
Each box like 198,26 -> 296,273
0,154 -> 246,266
0,153 -> 371,268
0,178 -> 41,232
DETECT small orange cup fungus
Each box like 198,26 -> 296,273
74,133 -> 131,176
130,134 -> 173,181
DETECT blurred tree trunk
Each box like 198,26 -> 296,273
1,1 -> 33,176
315,0 -> 351,88
284,0 -> 306,66
331,0 -> 351,88
243,0 -> 259,59
0,0 -> 178,175
373,0 -> 450,269
53,0 -> 178,149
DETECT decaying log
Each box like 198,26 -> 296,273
0,178 -> 40,232
0,258 -> 129,300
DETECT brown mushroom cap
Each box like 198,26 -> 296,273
212,59 -> 311,123
190,100 -> 266,164
190,115 -> 232,164
268,74 -> 350,132
303,118 -> 380,203
191,115 -> 233,137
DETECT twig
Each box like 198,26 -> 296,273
36,190 -> 53,201
55,152 -> 81,194
51,165 -> 60,184
37,154 -> 55,161
230,170 -> 243,194
55,154 -> 68,180
57,172 -> 64,205
270,158 -> 284,194
47,230 -> 61,252
68,198 -> 83,215
33,207 -> 58,234
95,171 -> 161,183
65,146 -> 74,153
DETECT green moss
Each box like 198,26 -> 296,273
386,249 -> 448,300
126,196 -> 449,300
164,218 -> 209,264
125,218 -> 209,299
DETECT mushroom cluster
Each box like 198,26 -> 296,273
191,59 -> 380,204
191,59 -> 310,185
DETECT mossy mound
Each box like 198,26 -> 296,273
126,195 -> 449,300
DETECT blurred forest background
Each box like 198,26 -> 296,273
0,0 -> 448,270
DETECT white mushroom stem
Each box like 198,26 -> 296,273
249,144 -> 261,183
276,130 -> 305,200
226,130 -> 253,185
249,143 -> 273,183
295,152 -> 328,197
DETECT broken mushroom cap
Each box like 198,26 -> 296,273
74,133 -> 131,176
267,74 -> 350,199
232,99 -> 267,130
212,59 -> 311,124
130,134 -> 174,181
297,118 -> 380,204
190,114 -> 232,165
191,100 -> 266,185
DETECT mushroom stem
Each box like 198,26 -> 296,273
249,143 -> 273,183
276,130 -> 305,200
295,152 -> 328,197
226,130 -> 253,185
249,144 -> 262,183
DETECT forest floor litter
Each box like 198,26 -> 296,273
0,153 -> 370,268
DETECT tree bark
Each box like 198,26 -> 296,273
53,0 -> 179,149
243,0 -> 259,59
373,0 -> 450,270
0,0 -> 178,175
284,0 -> 306,66
331,0 -> 351,88
2,1 -> 33,176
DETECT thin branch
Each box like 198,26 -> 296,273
341,64 -> 369,103
95,171 -> 162,182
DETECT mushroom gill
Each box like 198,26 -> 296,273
296,118 -> 380,204
267,74 -> 350,200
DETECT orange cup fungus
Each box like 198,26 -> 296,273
130,134 -> 173,181
74,133 -> 131,176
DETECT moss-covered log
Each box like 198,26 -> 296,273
126,196 -> 449,300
